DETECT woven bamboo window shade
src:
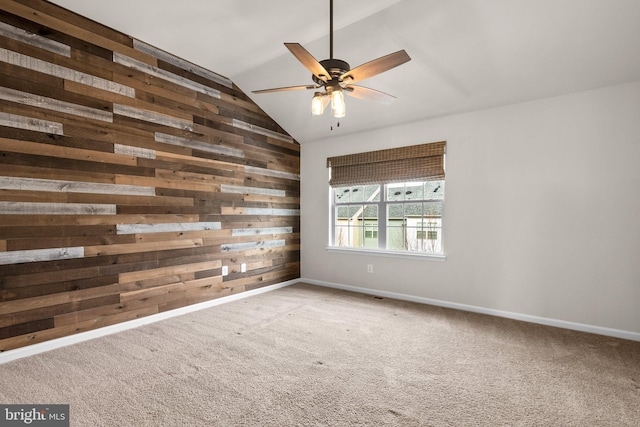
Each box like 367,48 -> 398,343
326,141 -> 446,187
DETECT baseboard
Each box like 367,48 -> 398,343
300,278 -> 640,342
0,279 -> 298,365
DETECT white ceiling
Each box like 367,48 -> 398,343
49,0 -> 640,143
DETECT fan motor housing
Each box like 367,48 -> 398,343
313,58 -> 350,84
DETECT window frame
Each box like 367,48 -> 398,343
328,181 -> 446,261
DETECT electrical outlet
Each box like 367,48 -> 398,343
241,263 -> 246,273
367,264 -> 373,273
222,266 -> 228,276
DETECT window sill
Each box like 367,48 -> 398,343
326,246 -> 446,261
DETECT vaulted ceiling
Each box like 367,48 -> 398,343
49,0 -> 640,143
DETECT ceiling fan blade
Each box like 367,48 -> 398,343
343,85 -> 397,104
340,50 -> 411,84
284,43 -> 331,82
252,84 -> 319,94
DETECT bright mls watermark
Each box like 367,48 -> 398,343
0,405 -> 69,426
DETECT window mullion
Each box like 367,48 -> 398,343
330,195 -> 336,246
379,185 -> 387,250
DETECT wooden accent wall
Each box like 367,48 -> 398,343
0,0 -> 300,351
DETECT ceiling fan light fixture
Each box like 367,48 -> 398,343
252,0 -> 410,123
331,89 -> 346,118
311,92 -> 326,115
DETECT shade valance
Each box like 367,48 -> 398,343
326,141 -> 446,187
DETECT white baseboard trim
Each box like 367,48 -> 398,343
301,278 -> 640,342
0,279 -> 298,365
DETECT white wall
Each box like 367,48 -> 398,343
301,81 -> 640,336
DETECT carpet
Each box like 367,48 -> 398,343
1,282 -> 639,426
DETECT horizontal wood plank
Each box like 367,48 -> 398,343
132,38 -> 232,88
0,20 -> 71,56
84,239 -> 204,257
118,260 -> 222,283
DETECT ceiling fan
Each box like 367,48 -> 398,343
252,0 -> 411,118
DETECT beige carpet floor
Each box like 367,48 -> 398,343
1,282 -> 639,426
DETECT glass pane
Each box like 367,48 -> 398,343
350,186 -> 364,202
336,205 -> 349,220
387,204 -> 404,223
348,205 -> 363,222
335,187 -> 351,203
404,226 -> 421,251
352,224 -> 364,248
386,223 -> 407,250
363,205 -> 378,248
364,185 -> 381,202
404,203 -> 423,219
334,225 -> 350,247
424,219 -> 442,253
364,236 -> 377,248
364,229 -> 377,248
363,204 -> 378,220
423,201 -> 443,217
404,183 -> 423,200
424,180 -> 444,200
386,183 -> 405,201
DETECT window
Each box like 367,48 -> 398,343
332,181 -> 444,254
327,141 -> 446,255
